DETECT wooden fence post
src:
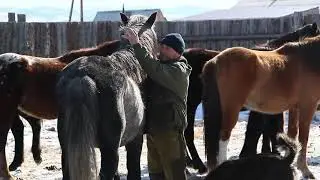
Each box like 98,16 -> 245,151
8,12 -> 15,22
17,14 -> 26,22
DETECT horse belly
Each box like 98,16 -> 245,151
19,92 -> 57,120
120,78 -> 144,146
245,91 -> 291,114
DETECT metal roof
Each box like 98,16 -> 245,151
178,0 -> 320,21
93,9 -> 166,22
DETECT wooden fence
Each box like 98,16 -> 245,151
0,12 -> 319,57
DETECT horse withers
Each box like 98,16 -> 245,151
202,34 -> 320,179
55,12 -> 158,180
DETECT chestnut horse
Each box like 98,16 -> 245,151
202,34 -> 320,179
6,39 -> 121,172
182,22 -> 319,173
0,29 -> 153,179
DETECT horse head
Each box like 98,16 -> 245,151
296,22 -> 320,40
119,12 -> 158,57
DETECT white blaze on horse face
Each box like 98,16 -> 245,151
217,139 -> 229,166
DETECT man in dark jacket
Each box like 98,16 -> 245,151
122,30 -> 192,180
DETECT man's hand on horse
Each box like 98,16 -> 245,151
122,29 -> 139,45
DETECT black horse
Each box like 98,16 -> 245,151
182,22 -> 320,173
55,12 -> 158,180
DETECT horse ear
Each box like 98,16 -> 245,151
144,12 -> 157,29
120,13 -> 129,25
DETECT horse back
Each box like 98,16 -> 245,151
210,47 -> 299,113
18,55 -> 66,119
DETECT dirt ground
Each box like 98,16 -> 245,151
5,111 -> 320,179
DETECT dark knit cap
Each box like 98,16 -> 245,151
159,33 -> 185,55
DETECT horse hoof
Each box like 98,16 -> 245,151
299,168 -> 316,179
8,161 -> 22,171
32,150 -> 42,164
33,156 -> 42,164
31,148 -> 42,164
303,173 -> 316,179
197,165 -> 208,175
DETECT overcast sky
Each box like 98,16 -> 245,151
0,0 -> 238,22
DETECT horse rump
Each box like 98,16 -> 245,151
57,75 -> 99,180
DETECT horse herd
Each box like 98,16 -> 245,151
0,12 -> 319,179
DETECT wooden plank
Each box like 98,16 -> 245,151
17,22 -> 26,54
49,23 -> 58,57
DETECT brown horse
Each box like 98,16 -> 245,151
6,40 -> 121,172
0,39 -> 124,179
182,22 -> 320,173
202,34 -> 320,179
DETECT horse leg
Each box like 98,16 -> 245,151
99,143 -> 119,180
57,112 -> 70,180
288,108 -> 299,139
98,96 -> 124,180
269,113 -> 284,154
8,113 -> 24,171
185,103 -> 207,173
261,132 -> 271,153
0,150 -> 12,180
185,105 -> 196,167
125,133 -> 143,180
239,111 -> 264,157
218,106 -> 241,165
261,114 -> 274,153
297,103 -> 316,179
0,113 -> 16,179
26,116 -> 42,164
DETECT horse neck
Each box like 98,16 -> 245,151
276,38 -> 320,65
266,33 -> 299,49
110,49 -> 147,84
58,40 -> 121,64
184,49 -> 220,74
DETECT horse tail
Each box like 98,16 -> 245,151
62,76 -> 99,180
277,133 -> 300,165
201,58 -> 222,169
